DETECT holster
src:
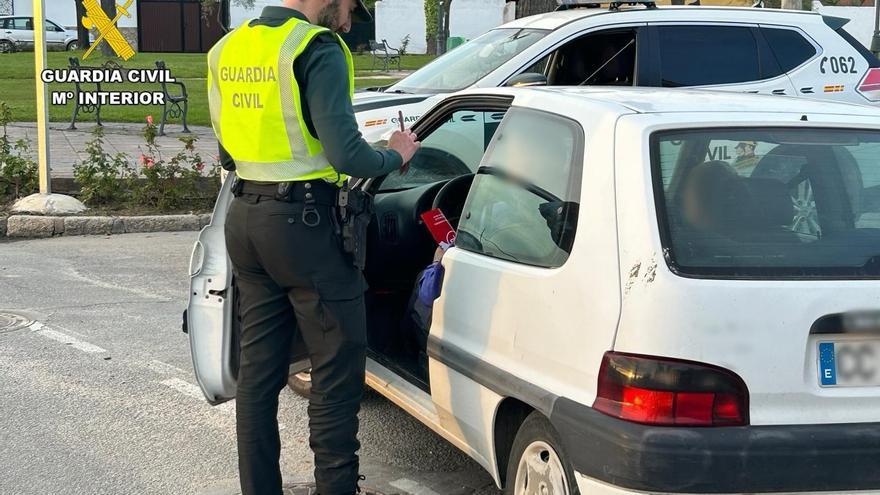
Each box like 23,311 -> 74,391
336,183 -> 374,270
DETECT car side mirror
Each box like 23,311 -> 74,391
505,73 -> 548,88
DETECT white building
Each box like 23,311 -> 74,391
375,0 -> 509,54
812,2 -> 876,50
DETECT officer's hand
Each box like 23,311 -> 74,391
388,130 -> 420,170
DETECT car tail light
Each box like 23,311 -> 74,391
593,352 -> 749,426
857,68 -> 880,102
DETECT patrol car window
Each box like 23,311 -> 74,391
387,28 -> 548,94
379,109 -> 506,192
653,128 -> 880,278
658,26 -> 759,87
457,108 -> 583,268
546,29 -> 637,86
762,28 -> 817,74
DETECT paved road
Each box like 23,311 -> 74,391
0,232 -> 500,495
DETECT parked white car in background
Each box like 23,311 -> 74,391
187,86 -> 880,495
0,16 -> 87,52
353,2 -> 880,142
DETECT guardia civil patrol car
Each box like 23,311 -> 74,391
353,1 -> 880,143
187,85 -> 880,494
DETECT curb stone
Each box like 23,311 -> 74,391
4,213 -> 213,238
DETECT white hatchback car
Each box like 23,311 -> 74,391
0,16 -> 81,52
187,87 -> 880,495
353,2 -> 880,143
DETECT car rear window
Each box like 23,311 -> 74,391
652,128 -> 880,278
831,24 -> 880,69
762,27 -> 817,73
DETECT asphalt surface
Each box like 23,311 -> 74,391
0,232 -> 500,495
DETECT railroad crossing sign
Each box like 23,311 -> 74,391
81,0 -> 135,60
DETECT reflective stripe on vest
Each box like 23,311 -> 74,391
207,17 -> 355,183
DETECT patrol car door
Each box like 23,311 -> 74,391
644,23 -> 798,97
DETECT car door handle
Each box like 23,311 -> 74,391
4,31 -> 11,34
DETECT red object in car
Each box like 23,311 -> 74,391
421,208 -> 456,247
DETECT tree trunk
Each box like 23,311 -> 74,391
441,0 -> 452,54
74,0 -> 90,49
99,0 -> 116,56
515,0 -> 557,18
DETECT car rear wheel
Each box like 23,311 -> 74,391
287,369 -> 312,399
0,40 -> 15,53
505,412 -> 579,495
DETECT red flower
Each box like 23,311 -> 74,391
194,162 -> 205,172
138,153 -> 147,165
145,159 -> 154,169
146,115 -> 154,125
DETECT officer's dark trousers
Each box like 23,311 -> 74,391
225,191 -> 368,495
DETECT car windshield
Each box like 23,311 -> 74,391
653,128 -> 880,278
387,28 -> 548,94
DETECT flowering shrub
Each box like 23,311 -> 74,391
71,115 -> 220,211
73,126 -> 134,205
129,116 -> 220,210
0,101 -> 38,201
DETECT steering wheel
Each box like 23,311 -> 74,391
431,174 -> 475,228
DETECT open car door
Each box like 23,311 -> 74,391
185,177 -> 317,405
186,177 -> 238,405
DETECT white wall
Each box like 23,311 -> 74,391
376,0 -> 428,54
449,0 -> 506,42
375,0 -> 506,55
229,0 -> 277,29
16,0 -> 137,30
812,2 -> 876,50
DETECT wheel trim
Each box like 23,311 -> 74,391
513,440 -> 569,495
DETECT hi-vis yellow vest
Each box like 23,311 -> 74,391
207,17 -> 355,183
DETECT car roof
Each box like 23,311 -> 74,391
463,87 -> 880,117
501,5 -> 824,31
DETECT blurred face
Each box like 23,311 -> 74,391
317,0 -> 355,33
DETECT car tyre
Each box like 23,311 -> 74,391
287,369 -> 312,399
66,40 -> 78,51
0,40 -> 15,53
505,411 -> 580,495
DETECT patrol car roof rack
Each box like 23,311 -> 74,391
555,0 -> 658,11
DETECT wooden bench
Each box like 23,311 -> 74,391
67,57 -> 190,136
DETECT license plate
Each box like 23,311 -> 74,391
818,340 -> 880,387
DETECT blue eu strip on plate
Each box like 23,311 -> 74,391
818,342 -> 837,386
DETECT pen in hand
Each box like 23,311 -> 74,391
398,110 -> 409,175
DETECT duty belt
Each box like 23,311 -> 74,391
236,179 -> 338,206
235,179 -> 339,227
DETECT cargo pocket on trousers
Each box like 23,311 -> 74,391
314,275 -> 368,303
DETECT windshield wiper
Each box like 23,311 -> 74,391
386,89 -> 412,94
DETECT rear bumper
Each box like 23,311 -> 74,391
551,397 -> 880,493
573,471 -> 880,495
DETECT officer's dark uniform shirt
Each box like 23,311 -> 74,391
218,6 -> 403,179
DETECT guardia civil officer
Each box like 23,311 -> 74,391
206,1 -> 420,494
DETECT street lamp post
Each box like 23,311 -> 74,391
10,0 -> 87,215
872,0 -> 880,57
32,0 -> 50,194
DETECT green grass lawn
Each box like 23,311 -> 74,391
0,50 -> 432,125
